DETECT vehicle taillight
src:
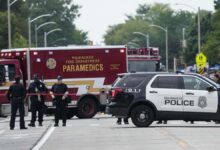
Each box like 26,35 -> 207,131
111,88 -> 123,98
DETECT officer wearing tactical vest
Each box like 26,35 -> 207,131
50,76 -> 69,127
7,75 -> 27,130
28,74 -> 48,127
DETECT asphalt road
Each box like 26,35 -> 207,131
1,114 -> 220,150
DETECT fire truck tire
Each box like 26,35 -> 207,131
67,108 -> 76,119
131,105 -> 154,127
76,97 -> 98,119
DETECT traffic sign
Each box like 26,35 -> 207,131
195,52 -> 207,74
197,67 -> 204,74
196,52 -> 207,64
196,62 -> 206,68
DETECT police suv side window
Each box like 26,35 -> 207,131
115,75 -> 146,88
151,76 -> 179,89
183,76 -> 210,90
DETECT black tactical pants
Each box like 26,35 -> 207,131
10,98 -> 25,129
55,99 -> 67,124
30,99 -> 44,124
117,118 -> 128,123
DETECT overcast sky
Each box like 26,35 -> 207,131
74,0 -> 214,44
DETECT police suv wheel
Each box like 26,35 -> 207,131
77,98 -> 98,119
131,105 -> 154,127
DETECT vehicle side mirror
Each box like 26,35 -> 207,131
206,86 -> 216,92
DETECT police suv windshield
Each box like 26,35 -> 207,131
198,74 -> 220,89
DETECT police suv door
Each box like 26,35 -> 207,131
181,75 -> 218,115
146,75 -> 183,112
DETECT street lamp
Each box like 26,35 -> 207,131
182,28 -> 186,52
52,38 -> 66,46
149,24 -> 169,72
133,32 -> 149,49
127,42 -> 140,48
28,14 -> 52,47
27,13 -> 52,85
35,21 -> 57,47
176,3 -> 201,53
44,28 -> 62,47
7,0 -> 18,48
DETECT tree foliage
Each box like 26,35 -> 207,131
0,0 -> 87,49
0,0 -> 28,49
203,7 -> 220,64
25,0 -> 87,47
185,10 -> 213,64
104,2 -> 218,67
104,3 -> 194,68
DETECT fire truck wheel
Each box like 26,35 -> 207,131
131,105 -> 154,127
76,97 -> 98,119
67,108 -> 76,119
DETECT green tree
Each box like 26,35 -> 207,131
214,0 -> 220,10
0,0 -> 87,49
25,0 -> 87,47
0,12 -> 8,49
104,3 -> 194,69
0,0 -> 28,49
203,9 -> 220,64
12,32 -> 28,48
104,19 -> 149,45
184,10 -> 213,65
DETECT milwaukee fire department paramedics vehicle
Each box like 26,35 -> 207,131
106,72 -> 220,127
0,46 -> 127,118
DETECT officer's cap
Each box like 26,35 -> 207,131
57,75 -> 63,80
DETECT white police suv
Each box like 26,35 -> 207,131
106,72 -> 220,127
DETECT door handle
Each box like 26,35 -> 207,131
186,92 -> 194,95
149,91 -> 158,94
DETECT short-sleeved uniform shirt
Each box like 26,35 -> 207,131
51,83 -> 68,100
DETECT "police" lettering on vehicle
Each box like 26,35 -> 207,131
165,100 -> 194,106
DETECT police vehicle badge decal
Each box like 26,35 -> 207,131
198,96 -> 207,108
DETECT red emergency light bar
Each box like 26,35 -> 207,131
0,52 -> 27,59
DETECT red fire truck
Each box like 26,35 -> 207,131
0,46 -> 160,118
128,47 -> 160,72
0,46 -> 127,118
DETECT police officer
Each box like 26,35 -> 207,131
214,73 -> 220,84
116,117 -> 129,125
157,120 -> 167,124
28,75 -> 48,127
7,75 -> 27,130
50,76 -> 69,127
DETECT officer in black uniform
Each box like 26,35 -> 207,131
7,75 -> 27,130
28,75 -> 48,127
50,76 -> 69,127
116,117 -> 129,125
